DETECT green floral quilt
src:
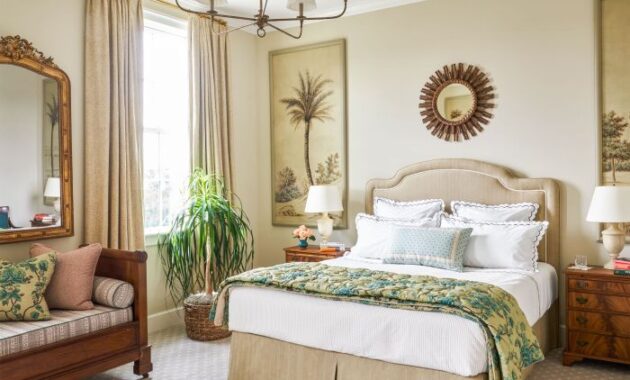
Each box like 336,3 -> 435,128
211,262 -> 543,380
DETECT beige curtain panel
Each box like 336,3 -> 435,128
84,0 -> 145,250
189,16 -> 233,189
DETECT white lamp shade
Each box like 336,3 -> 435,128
586,186 -> 630,222
305,185 -> 343,213
287,0 -> 317,12
44,177 -> 61,198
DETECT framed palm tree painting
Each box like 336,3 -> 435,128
601,0 -> 630,239
270,39 -> 347,228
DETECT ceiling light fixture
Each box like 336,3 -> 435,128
174,0 -> 348,39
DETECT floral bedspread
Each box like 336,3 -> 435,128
211,262 -> 543,380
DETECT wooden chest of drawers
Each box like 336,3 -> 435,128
284,246 -> 344,263
563,266 -> 630,366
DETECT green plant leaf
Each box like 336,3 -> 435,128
158,169 -> 254,305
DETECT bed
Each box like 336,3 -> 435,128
227,159 -> 560,380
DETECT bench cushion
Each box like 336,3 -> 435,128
0,305 -> 132,357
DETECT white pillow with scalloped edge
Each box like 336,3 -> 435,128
441,214 -> 548,271
451,201 -> 539,222
349,213 -> 441,260
373,197 -> 444,221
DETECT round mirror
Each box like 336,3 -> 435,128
419,63 -> 495,142
435,83 -> 475,122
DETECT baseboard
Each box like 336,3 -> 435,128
148,307 -> 184,334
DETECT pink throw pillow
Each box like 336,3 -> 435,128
30,243 -> 102,310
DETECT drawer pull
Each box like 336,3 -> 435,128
576,280 -> 588,289
576,340 -> 589,348
576,315 -> 588,325
575,296 -> 588,305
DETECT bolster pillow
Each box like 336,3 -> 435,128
92,276 -> 135,308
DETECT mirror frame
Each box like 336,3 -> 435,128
0,35 -> 74,243
419,63 -> 495,142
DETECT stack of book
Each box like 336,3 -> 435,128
31,213 -> 58,227
319,242 -> 346,253
613,257 -> 630,276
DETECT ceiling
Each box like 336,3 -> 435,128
171,0 -> 425,32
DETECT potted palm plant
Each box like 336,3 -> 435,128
159,169 -> 254,341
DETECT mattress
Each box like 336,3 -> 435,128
228,256 -> 557,377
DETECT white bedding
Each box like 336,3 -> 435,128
228,256 -> 557,377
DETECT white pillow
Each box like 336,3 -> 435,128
373,197 -> 444,221
350,213 -> 441,259
441,214 -> 548,271
451,201 -> 539,222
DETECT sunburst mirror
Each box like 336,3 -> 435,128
419,63 -> 495,142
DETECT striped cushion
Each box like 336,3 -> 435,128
0,305 -> 132,357
93,276 -> 134,308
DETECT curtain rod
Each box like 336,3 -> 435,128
149,0 -> 228,26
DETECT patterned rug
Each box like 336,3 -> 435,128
91,326 -> 629,379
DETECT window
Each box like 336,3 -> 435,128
143,10 -> 190,235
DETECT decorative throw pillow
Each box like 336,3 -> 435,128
451,201 -> 539,222
373,197 -> 444,221
350,213 -> 441,259
383,226 -> 473,271
441,214 -> 548,271
93,276 -> 134,309
0,253 -> 56,321
30,243 -> 102,310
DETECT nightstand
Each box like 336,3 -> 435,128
563,266 -> 630,366
284,245 -> 344,263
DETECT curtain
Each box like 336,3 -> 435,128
84,0 -> 145,250
188,16 -> 232,189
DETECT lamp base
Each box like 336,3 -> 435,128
602,224 -> 625,270
317,213 -> 333,244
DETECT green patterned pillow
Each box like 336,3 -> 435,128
383,226 -> 473,271
0,253 -> 56,321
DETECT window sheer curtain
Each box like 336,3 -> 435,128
84,0 -> 145,250
188,16 -> 233,190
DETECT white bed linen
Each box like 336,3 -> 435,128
228,256 -> 557,377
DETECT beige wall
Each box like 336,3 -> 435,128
249,0 -> 610,332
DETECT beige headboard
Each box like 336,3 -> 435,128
365,159 -> 560,271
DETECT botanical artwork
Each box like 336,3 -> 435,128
43,79 -> 59,206
270,40 -> 347,227
601,0 -> 630,237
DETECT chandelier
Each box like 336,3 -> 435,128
174,0 -> 348,39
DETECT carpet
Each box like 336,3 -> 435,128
91,326 -> 629,379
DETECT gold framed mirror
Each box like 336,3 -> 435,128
419,63 -> 495,142
0,35 -> 73,243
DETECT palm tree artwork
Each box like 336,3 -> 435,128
280,71 -> 334,186
45,94 -> 59,177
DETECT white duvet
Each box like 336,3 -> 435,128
228,256 -> 557,377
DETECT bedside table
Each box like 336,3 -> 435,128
284,246 -> 344,263
563,266 -> 630,366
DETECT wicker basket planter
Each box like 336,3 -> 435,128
184,293 -> 231,341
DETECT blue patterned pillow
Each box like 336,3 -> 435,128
383,226 -> 473,271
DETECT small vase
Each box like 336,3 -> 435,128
298,239 -> 308,248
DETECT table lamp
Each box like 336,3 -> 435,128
44,177 -> 61,213
305,185 -> 343,244
586,186 -> 630,269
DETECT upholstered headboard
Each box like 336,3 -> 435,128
365,159 -> 560,271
